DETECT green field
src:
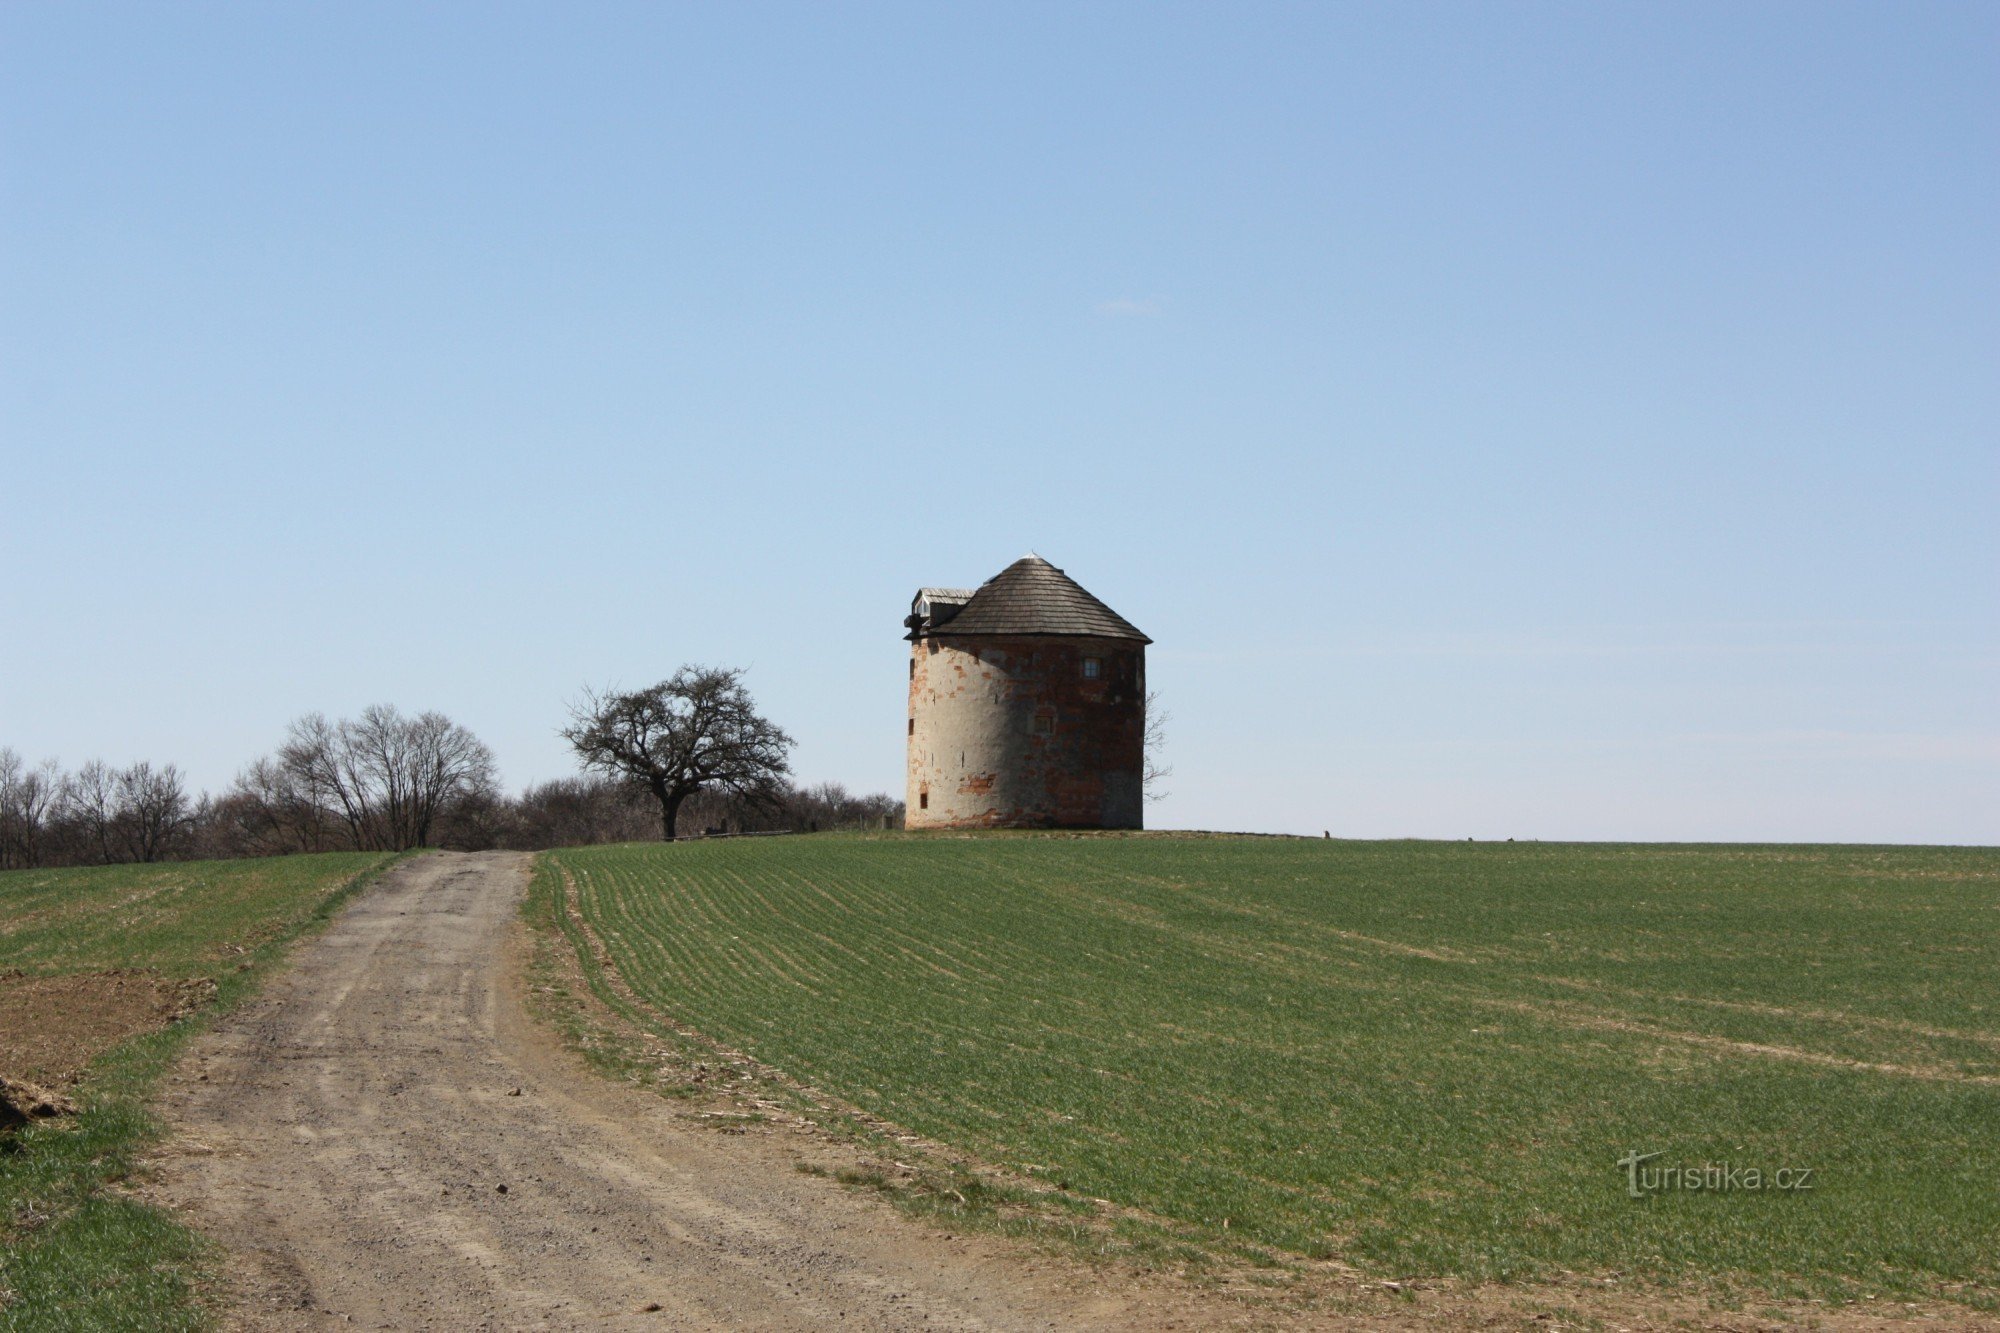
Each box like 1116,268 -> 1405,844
0,852 -> 397,1332
543,834 -> 2000,1309
0,853 -> 391,978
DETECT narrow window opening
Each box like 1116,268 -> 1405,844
907,717 -> 915,736
909,658 -> 915,678
919,790 -> 929,810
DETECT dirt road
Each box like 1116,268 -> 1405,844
150,852 -> 1192,1331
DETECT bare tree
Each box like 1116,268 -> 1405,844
63,759 -> 121,864
231,753 -> 336,853
1143,689 -> 1172,803
260,707 -> 496,852
404,709 -> 498,848
115,761 -> 194,863
562,667 -> 794,841
680,779 -> 902,836
345,705 -> 416,849
500,775 -> 656,850
0,749 -> 63,869
3,706 -> 501,866
279,712 -> 373,849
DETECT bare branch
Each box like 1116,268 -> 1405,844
1142,689 -> 1172,804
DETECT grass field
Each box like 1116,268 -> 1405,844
0,853 -> 391,980
0,852 -> 397,1332
543,833 -> 2000,1311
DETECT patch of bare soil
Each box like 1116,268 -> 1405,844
0,1073 -> 77,1130
0,967 -> 215,1088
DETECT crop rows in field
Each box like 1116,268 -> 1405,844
548,835 -> 2000,1300
0,851 -> 394,976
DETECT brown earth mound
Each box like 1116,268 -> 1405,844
0,968 -> 217,1089
0,1074 -> 78,1130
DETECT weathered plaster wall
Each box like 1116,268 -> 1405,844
905,634 -> 1144,830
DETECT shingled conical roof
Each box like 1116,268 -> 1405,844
928,555 -> 1150,643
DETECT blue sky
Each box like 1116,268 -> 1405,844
2,2 -> 1994,843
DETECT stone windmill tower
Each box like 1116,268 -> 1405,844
904,555 -> 1151,830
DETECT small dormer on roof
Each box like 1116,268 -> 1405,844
904,555 -> 1150,643
905,587 -> 978,637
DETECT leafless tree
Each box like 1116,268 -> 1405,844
0,749 -> 63,869
499,775 -> 656,850
63,759 -> 121,864
562,667 -> 794,841
784,780 -> 903,831
231,753 -> 336,853
679,779 -> 902,836
260,707 -> 496,852
278,712 -> 372,849
404,709 -> 498,848
5,721 -> 896,862
1143,689 -> 1172,803
345,705 -> 417,849
114,761 -> 195,862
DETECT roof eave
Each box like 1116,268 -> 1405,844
923,628 -> 1152,646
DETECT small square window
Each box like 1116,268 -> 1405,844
1082,657 -> 1102,679
1031,714 -> 1055,735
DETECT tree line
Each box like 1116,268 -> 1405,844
1,669 -> 901,870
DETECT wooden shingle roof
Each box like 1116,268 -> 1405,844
924,556 -> 1150,643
